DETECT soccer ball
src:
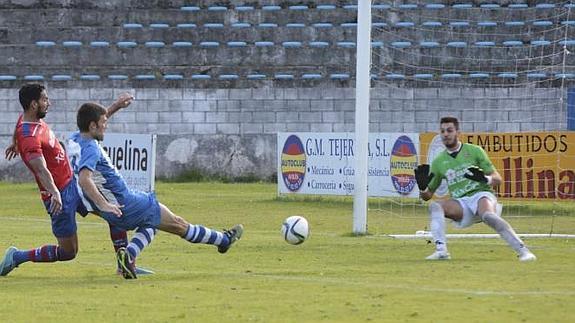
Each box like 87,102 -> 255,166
281,215 -> 309,245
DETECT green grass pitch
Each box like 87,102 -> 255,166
0,182 -> 574,322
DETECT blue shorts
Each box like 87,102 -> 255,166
98,191 -> 161,231
44,177 -> 87,238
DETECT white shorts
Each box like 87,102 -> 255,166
451,191 -> 500,229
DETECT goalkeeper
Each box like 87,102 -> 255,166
414,116 -> 536,262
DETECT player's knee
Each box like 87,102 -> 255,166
481,212 -> 510,232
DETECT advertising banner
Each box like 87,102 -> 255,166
277,132 -> 420,197
420,132 -> 575,200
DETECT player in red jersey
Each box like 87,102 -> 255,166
1,83 -> 152,276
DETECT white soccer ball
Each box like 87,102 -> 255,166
281,216 -> 309,245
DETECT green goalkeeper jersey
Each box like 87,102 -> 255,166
427,143 -> 495,198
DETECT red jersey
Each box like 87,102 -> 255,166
15,115 -> 72,200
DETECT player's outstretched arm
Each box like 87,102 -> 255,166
28,157 -> 62,215
78,168 -> 123,217
414,164 -> 435,201
106,92 -> 134,118
5,124 -> 19,160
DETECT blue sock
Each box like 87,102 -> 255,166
126,227 -> 156,259
183,224 -> 229,247
13,250 -> 31,266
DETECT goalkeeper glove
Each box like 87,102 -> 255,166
464,166 -> 491,184
414,164 -> 434,191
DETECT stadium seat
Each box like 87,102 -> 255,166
51,75 -> 72,81
441,73 -> 462,79
235,6 -> 254,11
123,23 -> 143,29
35,41 -> 56,47
255,41 -> 274,47
204,23 -> 224,29
425,4 -> 445,9
372,4 -> 390,10
330,73 -> 350,80
200,41 -> 220,48
219,74 -> 239,80
258,23 -> 278,28
420,41 -> 439,48
262,5 -> 281,11
164,74 -> 184,80
531,40 -> 551,46
343,5 -> 358,10
289,5 -> 309,10
90,41 -> 110,47
180,6 -> 200,11
172,41 -> 192,48
559,40 -> 575,46
145,41 -> 165,48
450,22 -> 470,27
566,4 -> 575,9
478,21 -> 497,27
337,41 -> 356,48
526,73 -> 547,79
231,23 -> 250,28
116,41 -> 138,48
497,73 -> 518,79
282,42 -> 302,48
469,73 -> 490,78
341,23 -> 358,28
227,41 -> 247,47
301,73 -> 322,79
422,21 -> 442,27
395,22 -> 415,28
391,41 -> 412,48
274,74 -> 295,80
313,23 -> 333,28
556,73 -> 575,79
475,41 -> 495,47
399,4 -> 417,9
80,74 -> 100,80
503,40 -> 524,46
309,41 -> 329,48
447,41 -> 467,48
533,21 -> 553,27
452,4 -> 473,9
316,4 -> 336,10
505,21 -> 525,26
480,4 -> 500,9
246,74 -> 266,80
509,4 -> 528,9
536,4 -> 556,9
286,23 -> 306,28
561,21 -> 575,26
191,74 -> 211,80
385,74 -> 406,80
208,6 -> 227,11
372,22 -> 387,27
414,74 -> 433,79
108,74 -> 129,80
177,23 -> 197,28
62,41 -> 82,47
149,23 -> 169,28
371,41 -> 384,48
24,75 -> 44,81
0,75 -> 17,81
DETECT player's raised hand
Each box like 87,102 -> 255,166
5,143 -> 19,160
114,92 -> 134,109
48,191 -> 63,215
414,164 -> 434,191
464,166 -> 488,183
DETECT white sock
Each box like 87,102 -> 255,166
429,202 -> 447,252
481,212 -> 528,255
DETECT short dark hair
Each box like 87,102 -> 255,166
77,102 -> 107,132
440,116 -> 459,130
19,83 -> 45,111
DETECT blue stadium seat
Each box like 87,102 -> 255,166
341,23 -> 358,28
478,21 -> 497,27
533,21 -> 553,27
555,73 -> 575,79
414,74 -> 433,79
301,73 -> 322,79
274,74 -> 295,80
441,73 -> 462,79
566,4 -> 575,9
164,74 -> 184,80
231,23 -> 251,28
505,21 -> 525,26
149,23 -> 169,28
62,41 -> 82,47
258,23 -> 278,28
313,23 -> 333,28
262,5 -> 281,11
180,6 -> 200,11
289,5 -> 309,10
235,6 -> 254,11
531,40 -> 551,46
447,41 -> 467,48
452,4 -> 472,9
51,75 -> 72,81
497,73 -> 518,79
391,41 -> 412,48
191,74 -> 211,80
35,41 -> 56,47
426,4 -> 445,9
536,4 -> 556,9
422,21 -> 442,27
90,41 -> 110,47
172,41 -> 192,47
503,40 -> 523,46
282,42 -> 302,48
399,4 -> 417,9
395,22 -> 415,28
559,40 -> 575,46
561,21 -> 575,26
177,23 -> 197,28
0,75 -> 17,81
219,74 -> 239,80
509,4 -> 528,9
316,4 -> 336,10
80,74 -> 100,80
227,41 -> 247,47
337,41 -> 356,48
115,41 -> 138,50
330,73 -> 350,80
372,4 -> 390,10
204,23 -> 224,29
200,41 -> 220,48
108,74 -> 129,80
123,23 -> 143,29
420,41 -> 439,48
450,21 -> 470,27
371,41 -> 384,48
469,73 -> 490,79
526,73 -> 547,79
343,5 -> 358,10
372,22 -> 387,27
475,41 -> 495,47
208,6 -> 227,11
286,23 -> 306,28
385,74 -> 406,80
25,75 -> 44,81
134,74 -> 156,81
480,4 -> 500,9
145,41 -> 165,48
247,74 -> 266,80
309,41 -> 329,48
255,41 -> 274,47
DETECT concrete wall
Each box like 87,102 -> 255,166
0,86 -> 567,181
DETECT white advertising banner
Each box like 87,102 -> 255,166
100,133 -> 157,192
277,132 -> 419,197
